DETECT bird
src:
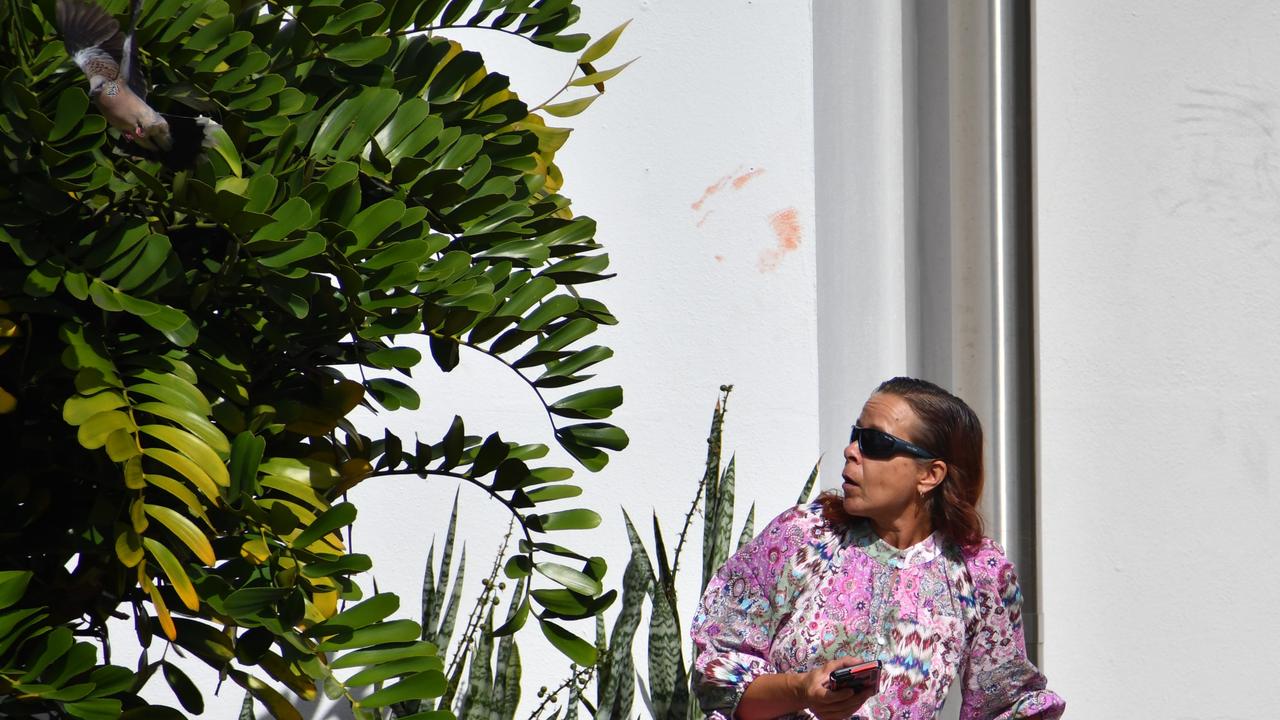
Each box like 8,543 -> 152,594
56,0 -> 219,168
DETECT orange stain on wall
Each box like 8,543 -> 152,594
691,176 -> 731,212
758,207 -> 801,272
732,168 -> 766,189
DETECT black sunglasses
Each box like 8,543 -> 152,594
849,425 -> 940,461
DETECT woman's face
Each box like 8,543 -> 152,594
841,392 -> 936,524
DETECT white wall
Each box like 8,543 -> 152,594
1035,2 -> 1280,716
131,1 -> 821,717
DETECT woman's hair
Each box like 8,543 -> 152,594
817,376 -> 986,548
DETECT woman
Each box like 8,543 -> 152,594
690,377 -> 1064,719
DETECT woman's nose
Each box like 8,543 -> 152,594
844,440 -> 860,462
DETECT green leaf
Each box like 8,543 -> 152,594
223,587 -> 290,616
257,232 -> 327,268
291,501 -> 357,548
366,346 -> 422,369
318,2 -> 384,34
330,640 -> 439,669
523,484 -> 581,503
556,422 -> 629,453
64,699 -> 124,720
350,198 -> 406,249
162,661 -> 205,714
549,385 -> 622,419
534,509 -> 601,532
367,378 -> 420,411
251,197 -> 313,243
308,592 -> 399,636
361,670 -> 447,707
49,87 -> 90,141
205,123 -> 242,177
228,432 -> 265,503
0,570 -> 33,611
233,671 -> 303,720
492,592 -> 528,637
345,655 -> 442,686
534,561 -> 602,595
517,295 -> 577,331
18,626 -> 73,682
327,36 -> 393,66
316,619 -> 422,652
539,619 -> 597,666
115,235 -> 174,292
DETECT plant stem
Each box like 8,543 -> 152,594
672,385 -> 731,578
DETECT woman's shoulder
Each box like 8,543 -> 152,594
958,536 -> 1023,598
762,501 -> 830,534
749,502 -> 837,553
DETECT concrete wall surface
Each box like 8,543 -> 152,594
1035,1 -> 1280,716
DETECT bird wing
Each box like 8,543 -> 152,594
119,0 -> 148,101
55,0 -> 125,86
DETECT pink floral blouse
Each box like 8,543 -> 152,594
690,502 -> 1065,719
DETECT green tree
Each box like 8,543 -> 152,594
0,0 -> 631,717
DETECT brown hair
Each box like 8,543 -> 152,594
817,377 -> 986,548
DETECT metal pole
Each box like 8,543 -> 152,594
990,0 -> 1039,663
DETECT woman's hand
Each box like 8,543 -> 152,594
796,657 -> 879,719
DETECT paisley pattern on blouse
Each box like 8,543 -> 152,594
689,502 -> 1065,719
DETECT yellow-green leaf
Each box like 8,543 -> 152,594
134,401 -> 230,457
77,410 -> 135,449
145,576 -> 177,640
205,123 -> 241,177
130,499 -> 149,533
579,19 -> 631,64
63,390 -> 125,425
124,457 -> 145,489
115,530 -> 143,567
146,474 -> 208,521
143,537 -> 199,611
140,424 -> 230,487
144,504 -> 216,565
569,59 -> 635,88
240,537 -> 270,564
260,475 -> 329,511
144,448 -> 220,502
105,428 -> 140,461
541,94 -> 599,118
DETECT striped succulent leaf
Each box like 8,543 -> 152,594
698,390 -> 729,590
491,578 -> 525,720
594,527 -> 651,720
736,503 -> 757,552
702,455 -> 736,594
797,457 -> 821,505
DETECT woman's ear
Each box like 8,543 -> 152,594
917,460 -> 947,497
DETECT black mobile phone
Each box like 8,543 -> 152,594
828,659 -> 882,692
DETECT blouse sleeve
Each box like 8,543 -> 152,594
689,505 -> 809,719
959,540 -> 1066,720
